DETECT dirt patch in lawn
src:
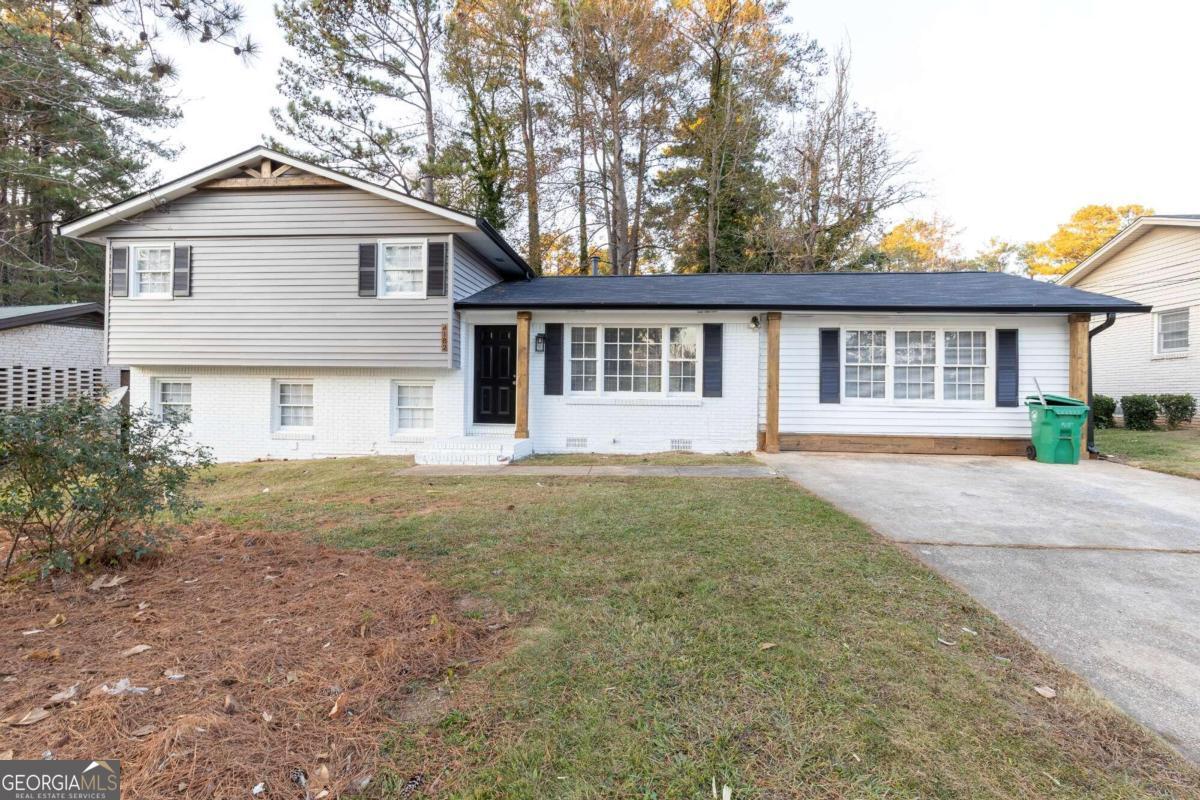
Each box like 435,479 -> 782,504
0,522 -> 509,798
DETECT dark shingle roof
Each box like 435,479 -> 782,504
0,303 -> 103,331
456,272 -> 1150,313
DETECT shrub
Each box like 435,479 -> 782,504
1092,394 -> 1116,429
1120,394 -> 1159,431
0,398 -> 213,578
1156,393 -> 1197,430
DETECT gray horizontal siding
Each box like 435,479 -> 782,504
451,236 -> 504,367
108,236 -> 453,367
104,188 -> 478,239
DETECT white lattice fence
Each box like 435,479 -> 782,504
0,365 -> 106,410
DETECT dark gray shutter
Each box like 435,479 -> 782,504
702,323 -> 722,397
111,246 -> 128,297
819,328 -> 840,403
544,323 -> 563,395
172,244 -> 191,297
995,329 -> 1019,407
427,241 -> 447,297
358,244 -> 377,297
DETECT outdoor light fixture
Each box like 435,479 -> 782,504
750,315 -> 761,329
535,333 -> 546,352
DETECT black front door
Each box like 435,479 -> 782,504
474,325 -> 517,424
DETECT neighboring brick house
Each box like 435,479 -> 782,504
59,146 -> 1146,464
1059,215 -> 1199,402
0,303 -> 121,410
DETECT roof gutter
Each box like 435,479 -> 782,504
1086,312 -> 1119,456
454,301 -> 1152,314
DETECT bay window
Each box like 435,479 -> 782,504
568,325 -> 701,395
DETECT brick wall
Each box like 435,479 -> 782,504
130,366 -> 467,462
0,323 -> 120,409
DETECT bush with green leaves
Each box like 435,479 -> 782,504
1156,393 -> 1196,430
1092,394 -> 1116,429
0,398 -> 212,578
1119,394 -> 1159,431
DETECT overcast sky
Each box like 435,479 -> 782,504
159,0 -> 1200,253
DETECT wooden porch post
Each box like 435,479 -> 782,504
515,311 -> 531,439
1068,312 -> 1090,459
764,312 -> 782,453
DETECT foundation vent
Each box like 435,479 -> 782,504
670,438 -> 693,452
565,436 -> 588,449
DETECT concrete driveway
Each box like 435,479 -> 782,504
758,451 -> 1200,762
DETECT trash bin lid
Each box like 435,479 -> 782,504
1024,393 -> 1087,407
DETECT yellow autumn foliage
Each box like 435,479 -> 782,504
1025,204 -> 1152,277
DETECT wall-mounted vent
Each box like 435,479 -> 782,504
670,439 -> 693,452
565,436 -> 588,449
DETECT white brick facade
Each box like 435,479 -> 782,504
130,366 -> 467,462
0,323 -> 120,409
464,310 -> 762,455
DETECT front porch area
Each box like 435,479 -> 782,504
413,434 -> 533,466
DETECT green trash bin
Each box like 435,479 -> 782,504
1025,394 -> 1089,464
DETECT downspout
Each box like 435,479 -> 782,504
1086,312 -> 1118,456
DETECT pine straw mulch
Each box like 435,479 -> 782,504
0,522 -> 510,798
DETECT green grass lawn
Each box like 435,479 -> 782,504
1096,426 -> 1200,480
517,451 -> 758,466
197,457 -> 1198,799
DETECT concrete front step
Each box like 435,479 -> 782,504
413,436 -> 533,466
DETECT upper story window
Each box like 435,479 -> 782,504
1156,308 -> 1190,354
132,244 -> 173,298
379,240 -> 426,298
156,379 -> 191,423
844,328 -> 989,403
568,325 -> 701,396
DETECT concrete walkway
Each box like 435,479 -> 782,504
758,451 -> 1200,763
403,463 -> 778,478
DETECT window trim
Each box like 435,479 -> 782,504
565,324 -> 703,398
840,326 -> 994,407
127,241 -> 175,300
392,380 -> 436,436
1154,307 -> 1190,355
271,379 -> 315,434
377,238 -> 428,299
153,377 -> 192,423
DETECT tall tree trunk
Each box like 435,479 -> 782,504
576,87 -> 588,274
630,95 -> 650,275
420,37 -> 436,201
518,39 -> 541,273
606,93 -> 630,274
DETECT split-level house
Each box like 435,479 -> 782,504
60,147 -> 1147,464
1059,215 -> 1199,402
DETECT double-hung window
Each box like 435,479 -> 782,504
132,244 -> 173,298
570,327 -> 598,391
668,327 -> 698,393
395,383 -> 435,433
157,379 -> 191,423
379,240 -> 426,298
603,327 -> 663,393
1156,308 -> 1190,354
943,330 -> 987,400
844,330 -> 887,399
275,381 -> 314,430
844,328 -> 989,402
567,325 -> 700,396
893,331 -> 936,400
